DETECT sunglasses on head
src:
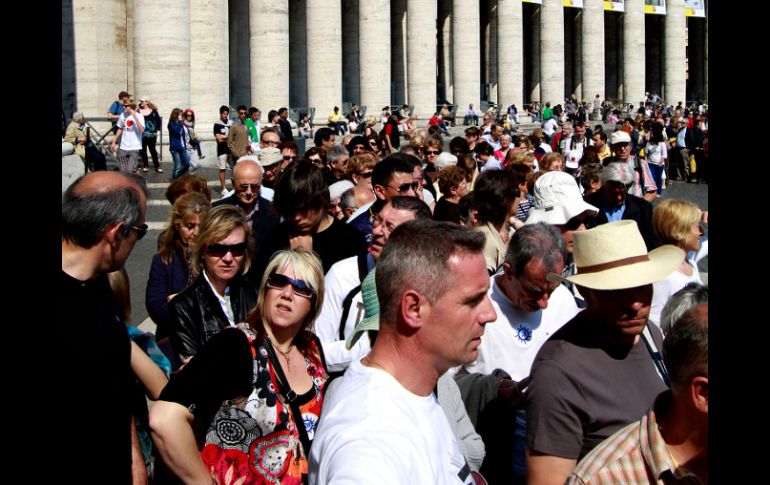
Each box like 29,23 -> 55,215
266,273 -> 315,299
207,242 -> 247,257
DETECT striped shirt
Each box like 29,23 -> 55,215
567,392 -> 704,485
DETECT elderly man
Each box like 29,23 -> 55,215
213,156 -> 279,278
602,130 -> 657,202
64,111 -> 88,162
526,171 -> 600,305
568,303 -> 708,484
255,146 -> 283,196
452,223 -> 580,484
584,162 -> 659,251
316,196 -> 432,373
310,220 -> 497,483
525,221 -> 682,485
61,171 -> 148,482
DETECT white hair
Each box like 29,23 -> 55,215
435,152 -> 458,170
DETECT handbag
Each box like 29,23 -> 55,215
689,153 -> 697,174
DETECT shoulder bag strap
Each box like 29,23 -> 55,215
640,324 -> 670,388
263,339 -> 312,455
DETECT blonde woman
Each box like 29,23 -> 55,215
151,249 -> 328,484
649,199 -> 707,328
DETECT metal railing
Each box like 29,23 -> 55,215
82,116 -> 164,161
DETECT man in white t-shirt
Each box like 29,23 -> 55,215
310,220 -> 497,484
451,223 -> 579,483
110,98 -> 145,175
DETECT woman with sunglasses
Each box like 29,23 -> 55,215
183,109 -> 205,159
167,205 -> 258,364
146,192 -> 211,368
151,249 -> 328,484
345,153 -> 377,194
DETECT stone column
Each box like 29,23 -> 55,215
250,0 -> 289,118
563,8 -> 574,98
487,0 -> 498,103
360,0 -> 392,111
572,9 -> 582,101
605,12 -> 620,99
623,0 -> 645,105
69,0 -> 130,132
582,0 -> 605,102
407,0 -> 437,119
497,0 -> 523,109
134,0 -> 190,117
540,0 -> 564,107
307,0 -> 342,120
438,0 -> 453,103
342,0 -> 360,103
664,0 -> 687,106
230,0 -> 251,106
453,0 -> 480,118
527,5 -> 541,102
392,0 -> 408,105
289,0 -> 308,108
191,0 -> 229,131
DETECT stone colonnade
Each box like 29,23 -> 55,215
62,0 -> 708,128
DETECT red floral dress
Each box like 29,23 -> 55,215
200,325 -> 328,484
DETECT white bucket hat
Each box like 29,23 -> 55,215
547,220 -> 683,290
525,171 -> 599,225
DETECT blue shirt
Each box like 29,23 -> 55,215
604,200 -> 626,222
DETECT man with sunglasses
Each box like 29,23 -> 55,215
61,171 -> 148,482
227,105 -> 251,161
213,156 -> 279,271
347,157 -> 419,246
450,223 -> 579,484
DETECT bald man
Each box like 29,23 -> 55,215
61,171 -> 148,482
213,156 -> 279,280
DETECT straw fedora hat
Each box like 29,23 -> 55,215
548,220 -> 683,290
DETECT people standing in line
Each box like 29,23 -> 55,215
138,97 -> 162,173
62,171 -> 148,482
111,98 -> 145,175
151,249 -> 329,484
167,107 -> 191,179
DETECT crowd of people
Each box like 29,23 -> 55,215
62,89 -> 708,484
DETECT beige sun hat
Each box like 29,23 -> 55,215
547,220 -> 683,290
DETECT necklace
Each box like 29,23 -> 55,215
267,336 -> 295,366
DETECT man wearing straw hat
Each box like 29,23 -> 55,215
524,220 -> 683,485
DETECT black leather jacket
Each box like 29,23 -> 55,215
168,273 -> 258,363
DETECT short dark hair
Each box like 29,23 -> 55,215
504,223 -> 566,277
662,303 -> 708,392
474,141 -> 494,156
278,107 -> 288,116
219,105 -> 230,114
248,107 -> 259,116
371,157 -> 413,188
272,162 -> 330,217
449,136 -> 470,156
62,175 -> 147,248
237,105 -> 247,112
376,220 -> 485,324
314,127 -> 336,147
472,170 -> 520,226
389,196 -> 432,221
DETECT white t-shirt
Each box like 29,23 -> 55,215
117,111 -> 145,151
315,256 -> 372,373
644,141 -> 668,166
543,118 -> 559,137
649,260 -> 703,329
309,359 -> 474,484
452,278 -> 579,381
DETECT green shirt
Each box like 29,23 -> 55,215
244,118 -> 259,142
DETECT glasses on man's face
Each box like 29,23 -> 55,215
237,183 -> 260,193
283,155 -> 297,161
125,223 -> 148,240
308,157 -> 323,165
389,181 -> 420,194
425,150 -> 440,155
238,111 -> 247,116
266,273 -> 315,299
207,242 -> 247,258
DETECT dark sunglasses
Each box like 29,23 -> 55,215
360,171 -> 373,178
283,155 -> 297,161
266,273 -> 315,299
124,223 -> 148,240
391,181 -> 420,193
207,242 -> 247,257
425,150 -> 440,155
